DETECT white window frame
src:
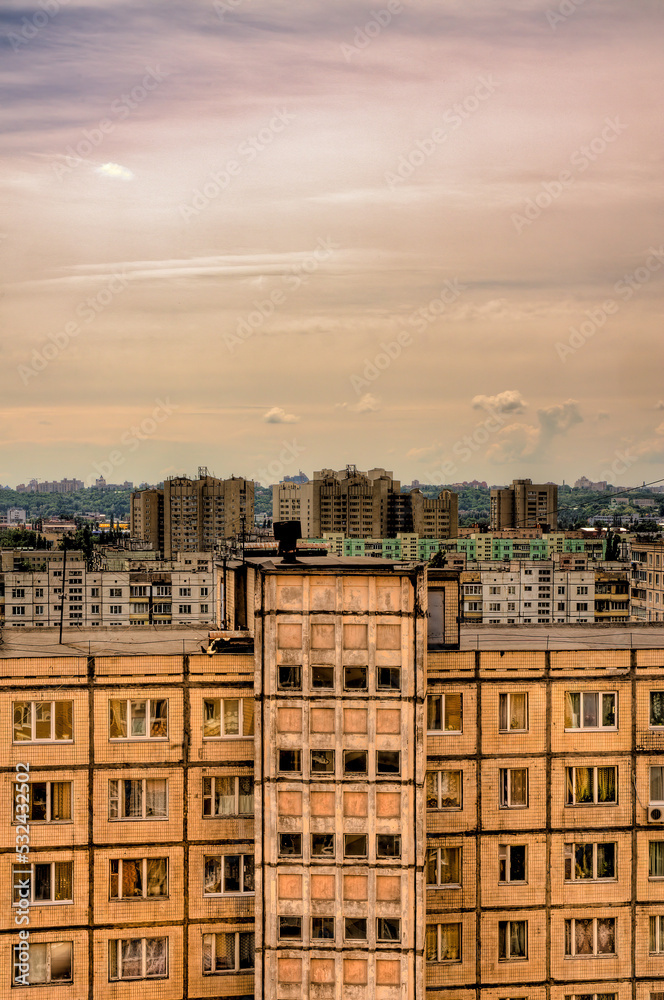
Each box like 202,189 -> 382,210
202,775 -> 254,817
13,700 -> 73,743
427,693 -> 463,733
425,769 -> 462,810
565,691 -> 617,731
109,858 -> 168,900
498,844 -> 528,883
108,937 -> 168,980
12,861 -> 73,904
425,922 -> 461,963
13,942 -> 72,985
108,778 -> 169,821
651,765 -> 664,804
498,693 -> 528,732
203,854 -> 255,896
563,842 -> 616,881
12,780 -> 72,823
565,766 -> 617,805
203,698 -> 253,739
499,768 -> 528,808
109,699 -> 168,740
650,915 -> 664,953
564,916 -> 616,956
498,919 -> 528,960
202,931 -> 255,974
426,846 -> 461,886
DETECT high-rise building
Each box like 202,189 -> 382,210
490,479 -> 558,530
131,472 -> 254,557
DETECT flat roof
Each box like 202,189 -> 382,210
460,624 -> 664,650
236,556 -> 425,571
0,626 -> 216,658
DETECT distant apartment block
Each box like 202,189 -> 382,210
490,479 -> 558,530
573,476 -> 608,490
131,471 -> 254,557
630,539 -> 664,621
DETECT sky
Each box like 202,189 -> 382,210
1,0 -> 663,489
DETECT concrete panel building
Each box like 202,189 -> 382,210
490,479 -> 558,530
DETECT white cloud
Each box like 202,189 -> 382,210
263,406 -> 299,424
472,389 -> 527,414
351,393 -> 380,413
95,162 -> 134,181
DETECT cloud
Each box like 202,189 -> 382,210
263,406 -> 299,424
656,401 -> 664,411
351,393 -> 380,413
485,399 -> 583,463
596,411 -> 610,421
537,399 -> 583,435
95,162 -> 134,181
472,389 -> 527,414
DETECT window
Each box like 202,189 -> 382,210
489,603 -> 501,612
203,776 -> 253,816
499,768 -> 528,808
376,750 -> 400,775
311,917 -> 334,940
12,588 -> 25,598
566,766 -> 617,805
498,920 -> 527,959
109,778 -> 168,820
279,833 -> 302,856
13,781 -> 72,822
12,862 -> 73,903
109,605 -> 122,614
651,692 -> 664,727
312,664 -> 334,688
179,587 -> 191,597
499,845 -> 527,883
652,766 -> 664,803
344,834 -> 368,858
426,847 -> 461,885
564,995 -> 615,1000
278,665 -> 302,690
344,665 -> 367,690
344,749 -> 368,775
565,692 -> 616,730
109,588 -> 122,597
577,586 -> 588,594
35,605 -> 44,615
109,699 -> 167,739
203,932 -> 255,973
650,842 -> 664,878
279,916 -> 302,940
200,587 -> 209,597
91,604 -> 100,614
13,942 -> 72,985
564,842 -> 616,881
91,587 -> 99,597
499,693 -> 528,732
110,858 -> 168,899
377,666 -> 401,690
427,693 -> 462,732
278,749 -> 301,772
200,604 -> 209,614
35,588 -> 44,598
311,749 -> 334,773
345,917 -> 367,940
13,701 -> 73,742
426,923 -> 461,962
564,917 -> 615,956
203,698 -> 254,737
311,833 -> 335,857
204,854 -> 254,894
377,917 -> 400,942
109,937 -> 168,980
650,915 -> 664,953
576,603 -> 588,611
377,834 -> 401,859
179,605 -> 192,614
426,770 -> 462,809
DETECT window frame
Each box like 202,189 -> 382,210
499,767 -> 528,809
12,861 -> 73,905
202,931 -> 255,974
202,775 -> 254,817
498,693 -> 528,733
203,697 -> 254,739
426,769 -> 462,810
203,854 -> 255,895
12,780 -> 72,824
564,691 -> 617,731
426,846 -> 462,886
425,922 -> 462,963
427,692 -> 463,734
498,919 -> 528,961
563,842 -> 616,882
564,916 -> 616,957
108,699 -> 168,741
498,844 -> 528,884
108,937 -> 169,981
650,691 -> 664,728
109,857 -> 169,900
565,765 -> 617,806
108,777 -> 169,821
12,700 -> 73,743
12,941 -> 73,985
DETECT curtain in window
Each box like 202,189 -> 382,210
49,942 -> 72,982
425,772 -> 438,808
204,857 -> 222,894
127,780 -> 142,818
224,700 -> 239,736
215,934 -> 234,971
109,701 -> 127,739
34,863 -> 51,901
575,918 -> 594,955
121,939 -> 142,978
597,767 -> 616,803
54,702 -> 73,740
575,767 -> 593,803
651,767 -> 664,802
203,700 -> 220,737
652,691 -> 664,726
565,692 -> 580,729
243,854 -> 255,891
54,861 -> 72,901
597,843 -> 615,878
146,779 -> 167,817
440,923 -> 460,960
597,918 -> 615,954
510,921 -> 526,957
511,769 -> 527,806
444,694 -> 462,731
575,844 -> 593,879
150,700 -> 168,738
146,859 -> 167,896
130,701 -> 146,737
123,860 -> 142,897
440,771 -> 461,807
511,694 -> 526,729
239,777 -> 253,814
216,776 -> 235,815
239,932 -> 255,969
202,934 -> 213,972
243,699 -> 254,736
109,780 -> 119,818
425,924 -> 438,961
440,848 -> 460,884
224,855 -> 240,892
582,692 -> 598,728
427,696 -> 442,731
27,943 -> 47,984
145,938 -> 167,977
52,782 -> 71,821
650,841 -> 664,877
602,693 -> 616,728
14,703 -> 31,742
425,849 -> 438,885
35,702 -> 52,740
650,915 -> 660,953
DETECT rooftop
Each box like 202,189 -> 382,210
460,623 -> 664,650
0,625 -> 216,658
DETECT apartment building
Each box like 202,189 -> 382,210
131,471 -> 254,557
1,561 -> 215,627
630,540 -> 664,621
490,479 -> 558,530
